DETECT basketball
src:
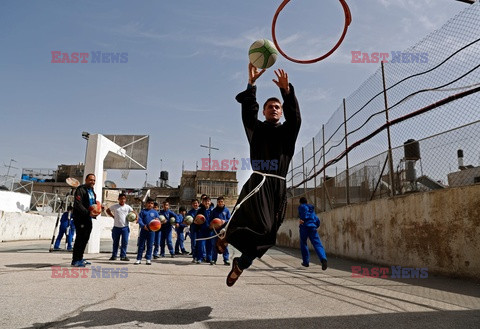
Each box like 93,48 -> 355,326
248,39 -> 278,69
126,211 -> 137,222
194,214 -> 206,225
149,219 -> 161,232
210,218 -> 225,230
183,215 -> 194,225
89,201 -> 102,217
169,217 -> 177,225
159,215 -> 167,224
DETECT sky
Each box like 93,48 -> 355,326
0,0 -> 470,189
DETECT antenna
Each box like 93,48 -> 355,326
3,159 -> 18,178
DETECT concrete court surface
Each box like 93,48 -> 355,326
0,239 -> 479,329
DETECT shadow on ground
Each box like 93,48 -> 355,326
27,306 -> 212,328
206,310 -> 480,329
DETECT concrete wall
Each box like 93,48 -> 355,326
0,211 -> 139,242
277,184 -> 480,280
0,191 -> 32,212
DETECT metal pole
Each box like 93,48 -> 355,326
343,98 -> 350,205
291,158 -> 295,218
381,62 -> 396,197
312,137 -> 317,211
302,147 -> 306,198
322,125 -> 327,212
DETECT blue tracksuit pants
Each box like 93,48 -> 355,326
299,225 -> 327,265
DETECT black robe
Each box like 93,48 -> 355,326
226,83 -> 301,258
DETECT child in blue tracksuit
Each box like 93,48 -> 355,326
194,196 -> 214,264
298,197 -> 327,270
153,202 -> 162,258
211,196 -> 231,265
135,198 -> 158,265
158,201 -> 177,258
188,199 -> 200,262
174,206 -> 189,255
54,206 -> 75,251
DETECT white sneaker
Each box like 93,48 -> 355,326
134,260 -> 141,265
146,260 -> 152,265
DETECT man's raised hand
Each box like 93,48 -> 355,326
273,69 -> 289,93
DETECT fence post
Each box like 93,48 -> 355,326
301,147 -> 306,199
343,98 -> 350,205
312,137 -> 317,211
381,62 -> 396,197
322,125 -> 327,212
291,158 -> 295,218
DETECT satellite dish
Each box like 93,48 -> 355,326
104,180 -> 117,188
66,177 -> 80,188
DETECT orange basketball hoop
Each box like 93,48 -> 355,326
272,0 -> 352,64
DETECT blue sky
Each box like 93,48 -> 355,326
0,0 -> 469,188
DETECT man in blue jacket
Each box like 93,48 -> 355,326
298,197 -> 327,270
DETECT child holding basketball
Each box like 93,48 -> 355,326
106,193 -> 133,261
194,196 -> 214,264
158,201 -> 177,258
174,206 -> 189,255
135,198 -> 159,265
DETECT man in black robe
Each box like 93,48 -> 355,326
223,63 -> 301,286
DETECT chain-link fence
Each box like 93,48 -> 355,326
286,3 -> 480,217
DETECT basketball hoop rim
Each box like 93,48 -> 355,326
272,0 -> 352,64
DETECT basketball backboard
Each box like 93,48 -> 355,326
103,135 -> 149,170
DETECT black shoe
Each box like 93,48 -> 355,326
109,256 -> 117,261
226,257 -> 243,287
182,250 -> 189,255
171,254 -> 175,258
175,251 -> 182,255
224,260 -> 230,266
301,262 -> 309,267
120,257 -> 130,261
153,255 -> 159,259
209,261 -> 215,265
321,259 -> 328,271
188,252 -> 193,255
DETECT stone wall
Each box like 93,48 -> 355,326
277,184 -> 480,280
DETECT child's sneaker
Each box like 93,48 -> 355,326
134,260 -> 141,265
146,260 -> 152,265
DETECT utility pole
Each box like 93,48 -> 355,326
3,159 -> 18,178
200,137 -> 219,171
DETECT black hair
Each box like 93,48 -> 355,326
146,197 -> 155,203
217,196 -> 224,201
67,205 -> 73,211
191,198 -> 199,203
299,197 -> 307,204
202,195 -> 211,201
118,193 -> 126,199
85,173 -> 95,180
179,206 -> 186,212
263,97 -> 282,110
153,202 -> 159,207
